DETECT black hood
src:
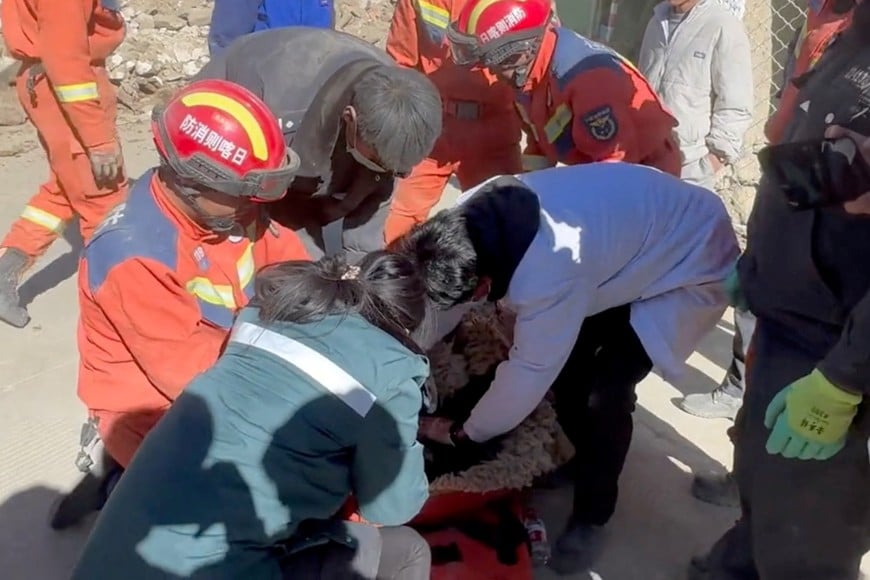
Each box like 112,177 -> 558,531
461,176 -> 541,302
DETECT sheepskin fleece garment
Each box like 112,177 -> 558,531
425,304 -> 574,494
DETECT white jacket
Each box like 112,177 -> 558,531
638,0 -> 753,180
460,164 -> 739,442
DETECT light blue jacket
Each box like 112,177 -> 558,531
454,163 -> 739,442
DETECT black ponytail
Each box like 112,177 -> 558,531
252,252 -> 430,352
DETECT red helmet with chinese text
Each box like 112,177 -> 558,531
447,0 -> 553,83
151,79 -> 299,202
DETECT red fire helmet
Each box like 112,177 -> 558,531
151,79 -> 300,202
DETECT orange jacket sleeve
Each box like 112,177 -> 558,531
566,67 -> 640,164
386,0 -> 420,69
37,0 -> 116,148
96,259 -> 227,401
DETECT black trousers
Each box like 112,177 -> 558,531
704,319 -> 870,580
283,523 -> 431,580
720,308 -> 757,398
552,305 -> 653,526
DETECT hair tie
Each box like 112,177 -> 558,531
341,265 -> 361,280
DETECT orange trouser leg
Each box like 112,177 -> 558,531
385,156 -> 457,244
93,408 -> 166,468
454,143 -> 523,191
1,67 -> 127,259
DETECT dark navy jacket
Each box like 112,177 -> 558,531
739,28 -> 870,394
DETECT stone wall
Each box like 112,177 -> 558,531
714,0 -> 804,239
107,0 -> 396,108
0,0 -> 396,112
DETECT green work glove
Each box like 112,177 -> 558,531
764,369 -> 862,460
724,262 -> 748,311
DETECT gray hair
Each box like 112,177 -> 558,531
352,65 -> 442,174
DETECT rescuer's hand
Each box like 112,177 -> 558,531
724,261 -> 747,311
764,369 -> 861,460
88,141 -> 124,187
418,416 -> 454,446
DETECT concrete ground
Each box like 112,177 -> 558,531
0,119 -> 863,579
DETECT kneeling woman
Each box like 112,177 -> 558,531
73,252 -> 433,579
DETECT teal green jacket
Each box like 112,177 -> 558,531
72,307 -> 430,579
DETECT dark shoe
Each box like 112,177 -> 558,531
691,472 -> 739,508
679,387 -> 742,420
49,463 -> 123,530
549,521 -> 606,576
0,247 -> 30,328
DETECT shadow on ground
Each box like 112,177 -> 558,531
661,320 -> 738,402
18,224 -> 84,308
0,400 -> 739,579
0,485 -> 93,576
534,404 -> 737,580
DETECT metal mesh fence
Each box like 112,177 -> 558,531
712,0 -> 806,228
554,0 -> 810,226
742,0 -> 806,149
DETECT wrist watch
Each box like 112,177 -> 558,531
448,422 -> 471,446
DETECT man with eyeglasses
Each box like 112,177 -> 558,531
196,28 -> 443,261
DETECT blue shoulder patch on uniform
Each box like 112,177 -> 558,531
582,105 -> 618,142
85,171 -> 179,293
551,28 -> 623,92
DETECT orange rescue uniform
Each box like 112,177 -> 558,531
518,27 -> 681,176
1,0 -> 128,257
384,0 -> 523,243
77,172 -> 310,466
764,0 -> 854,145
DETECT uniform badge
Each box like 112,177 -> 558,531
582,106 -> 618,142
193,246 -> 209,271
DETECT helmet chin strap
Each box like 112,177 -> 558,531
513,65 -> 532,89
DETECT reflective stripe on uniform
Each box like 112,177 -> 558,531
416,0 -> 450,28
20,205 -> 65,233
514,102 -> 540,143
230,321 -> 378,417
522,155 -> 553,171
54,82 -> 99,103
184,240 -> 256,322
544,103 -> 572,143
236,244 -> 255,290
186,278 -> 237,309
